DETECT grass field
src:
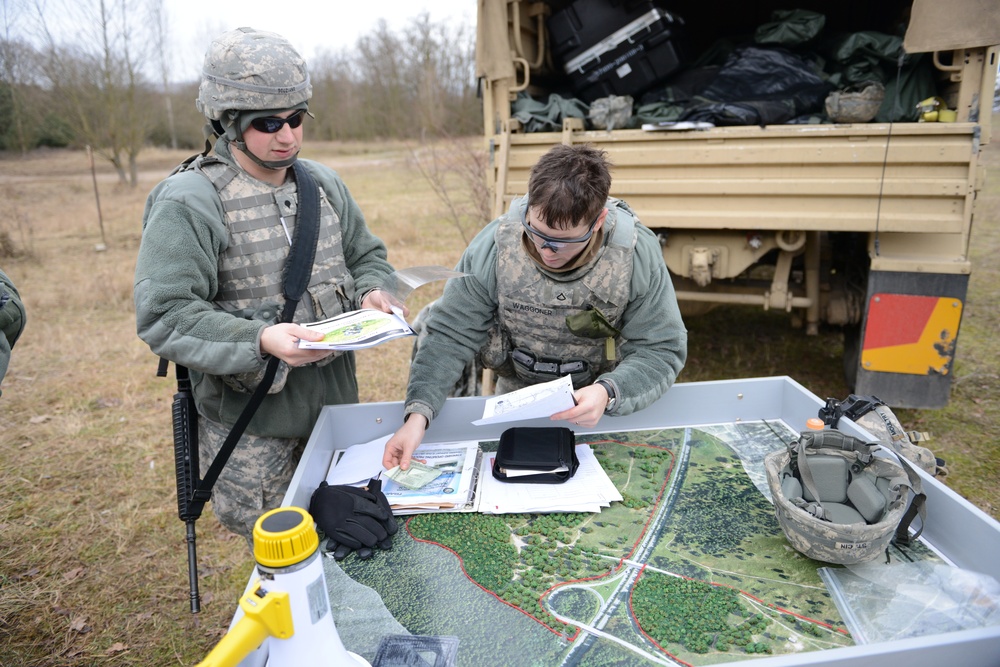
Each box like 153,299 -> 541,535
0,121 -> 997,665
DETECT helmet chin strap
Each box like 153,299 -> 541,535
231,138 -> 300,170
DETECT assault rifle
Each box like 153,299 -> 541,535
162,360 -> 209,613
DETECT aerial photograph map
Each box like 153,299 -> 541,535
323,422 -> 940,666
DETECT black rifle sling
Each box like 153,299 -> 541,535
190,161 -> 322,513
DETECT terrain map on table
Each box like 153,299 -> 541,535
327,422 -> 938,666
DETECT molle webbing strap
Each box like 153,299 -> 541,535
226,233 -> 292,257
222,193 -> 278,212
201,159 -> 239,190
216,283 -> 284,303
228,213 -> 285,235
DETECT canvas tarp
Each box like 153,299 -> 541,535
903,0 -> 1000,52
476,0 -> 516,81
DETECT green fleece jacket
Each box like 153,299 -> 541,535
405,202 -> 687,424
134,142 -> 394,438
0,267 -> 26,398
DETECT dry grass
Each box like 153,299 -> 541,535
0,122 -> 998,665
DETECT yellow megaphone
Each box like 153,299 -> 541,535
197,507 -> 370,667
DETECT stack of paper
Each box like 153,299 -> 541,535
325,436 -> 481,514
477,444 -> 622,514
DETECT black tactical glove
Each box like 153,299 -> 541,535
309,478 -> 398,561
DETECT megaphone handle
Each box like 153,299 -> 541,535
196,588 -> 293,667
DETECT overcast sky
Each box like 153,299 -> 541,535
163,0 -> 476,82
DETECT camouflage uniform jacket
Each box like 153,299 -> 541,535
0,267 -> 26,397
134,139 -> 395,438
404,196 -> 687,425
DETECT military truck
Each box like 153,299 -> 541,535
476,0 -> 998,408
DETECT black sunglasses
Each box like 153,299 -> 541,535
250,110 -> 305,134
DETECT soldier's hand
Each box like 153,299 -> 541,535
260,322 -> 334,367
383,415 -> 427,471
361,288 -> 409,318
551,384 -> 608,428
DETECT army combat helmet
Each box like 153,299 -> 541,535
197,27 -> 312,169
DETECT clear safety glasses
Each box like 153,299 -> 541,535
520,200 -> 600,253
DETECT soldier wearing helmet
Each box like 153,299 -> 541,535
134,28 -> 401,545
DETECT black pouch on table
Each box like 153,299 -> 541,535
492,427 -> 579,484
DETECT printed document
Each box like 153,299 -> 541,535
473,375 -> 576,426
296,265 -> 467,351
297,307 -> 414,351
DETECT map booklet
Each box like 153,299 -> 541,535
297,307 -> 414,351
296,265 -> 468,351
326,437 -> 483,514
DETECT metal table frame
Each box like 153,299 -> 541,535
236,376 -> 1000,667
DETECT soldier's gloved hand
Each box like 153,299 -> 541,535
309,480 -> 396,561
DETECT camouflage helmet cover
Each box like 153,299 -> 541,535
197,27 -> 312,120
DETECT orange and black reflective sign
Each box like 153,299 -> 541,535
861,294 -> 963,375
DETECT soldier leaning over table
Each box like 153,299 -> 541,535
384,144 -> 688,471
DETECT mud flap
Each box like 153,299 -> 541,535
854,271 -> 968,409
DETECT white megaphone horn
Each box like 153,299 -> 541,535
197,506 -> 369,667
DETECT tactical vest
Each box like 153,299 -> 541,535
188,157 -> 355,393
489,196 -> 636,389
191,157 -> 356,325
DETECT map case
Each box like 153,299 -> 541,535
235,377 -> 1000,667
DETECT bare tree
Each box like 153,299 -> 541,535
1,2 -> 41,154
31,0 -> 154,186
410,137 -> 491,244
149,0 -> 175,149
354,19 -> 409,139
308,13 -> 486,235
403,13 -> 479,137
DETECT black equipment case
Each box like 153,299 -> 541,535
547,0 -> 685,102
